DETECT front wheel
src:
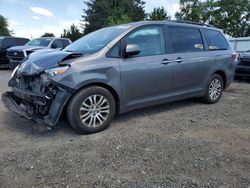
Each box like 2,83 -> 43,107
67,86 -> 116,134
201,74 -> 224,104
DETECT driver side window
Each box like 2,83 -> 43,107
125,26 -> 165,57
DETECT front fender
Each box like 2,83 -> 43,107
51,61 -> 123,110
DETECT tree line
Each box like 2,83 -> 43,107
1,0 -> 249,41
176,0 -> 250,37
0,15 -> 13,36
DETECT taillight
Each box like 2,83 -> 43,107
232,52 -> 237,60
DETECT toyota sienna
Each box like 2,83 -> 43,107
2,21 -> 235,134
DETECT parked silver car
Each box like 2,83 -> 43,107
7,37 -> 72,69
2,21 -> 235,134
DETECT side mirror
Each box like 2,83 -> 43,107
125,44 -> 141,57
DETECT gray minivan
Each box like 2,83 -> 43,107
2,21 -> 235,134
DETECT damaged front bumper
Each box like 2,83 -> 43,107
2,73 -> 74,128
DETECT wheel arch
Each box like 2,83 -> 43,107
213,70 -> 227,89
66,82 -> 121,114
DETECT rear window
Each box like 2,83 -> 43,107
169,27 -> 204,53
204,29 -> 229,50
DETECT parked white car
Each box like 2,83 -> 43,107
7,37 -> 72,69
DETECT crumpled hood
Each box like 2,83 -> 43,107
16,51 -> 82,77
8,45 -> 45,51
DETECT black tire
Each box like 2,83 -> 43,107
201,74 -> 224,104
67,86 -> 116,134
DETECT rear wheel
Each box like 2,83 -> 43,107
202,74 -> 224,104
67,86 -> 116,134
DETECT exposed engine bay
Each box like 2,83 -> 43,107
2,51 -> 81,128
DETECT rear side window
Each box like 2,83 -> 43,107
51,39 -> 64,49
169,27 -> 204,53
62,39 -> 70,48
204,29 -> 229,50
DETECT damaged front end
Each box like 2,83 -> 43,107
2,53 -> 79,128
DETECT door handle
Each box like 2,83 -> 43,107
175,57 -> 183,63
161,58 -> 171,65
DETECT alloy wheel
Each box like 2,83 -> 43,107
79,94 -> 110,128
209,78 -> 222,100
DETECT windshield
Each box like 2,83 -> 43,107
64,25 -> 130,54
25,38 -> 52,47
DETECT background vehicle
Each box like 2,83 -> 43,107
2,21 -> 235,134
7,37 -> 72,69
0,36 -> 29,68
229,37 -> 250,78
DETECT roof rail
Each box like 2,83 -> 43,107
166,20 -> 214,28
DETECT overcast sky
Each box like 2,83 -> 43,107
0,0 -> 180,39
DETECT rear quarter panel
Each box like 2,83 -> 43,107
208,49 -> 235,88
200,28 -> 235,88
